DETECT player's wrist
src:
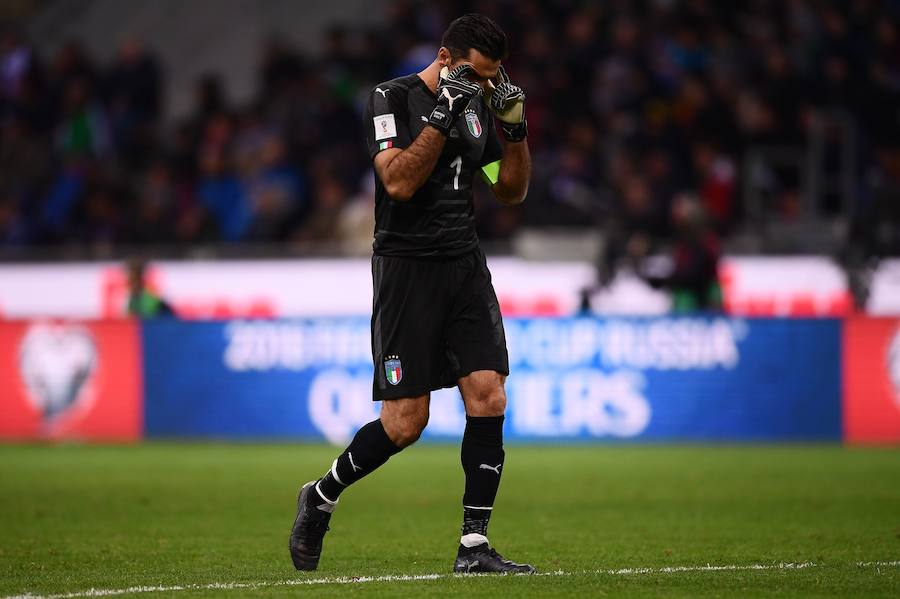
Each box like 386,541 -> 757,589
427,105 -> 455,135
500,120 -> 527,142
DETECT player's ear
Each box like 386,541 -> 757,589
437,47 -> 451,67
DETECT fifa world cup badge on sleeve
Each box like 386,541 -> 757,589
374,114 -> 397,141
384,355 -> 403,385
465,110 -> 482,138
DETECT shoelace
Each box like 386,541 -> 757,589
298,518 -> 330,538
301,520 -> 329,531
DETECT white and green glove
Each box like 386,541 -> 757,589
487,65 -> 527,142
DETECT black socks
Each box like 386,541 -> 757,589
460,415 -> 505,538
309,413 -> 506,542
313,419 -> 401,504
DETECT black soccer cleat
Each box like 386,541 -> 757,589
453,542 -> 536,574
289,481 -> 335,571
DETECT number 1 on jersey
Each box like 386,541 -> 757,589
450,155 -> 462,190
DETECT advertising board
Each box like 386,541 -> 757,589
843,317 -> 900,443
0,256 -> 858,319
0,320 -> 142,441
142,317 -> 842,443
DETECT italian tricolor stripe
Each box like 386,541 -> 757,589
379,140 -> 393,150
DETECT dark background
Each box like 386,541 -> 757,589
1,0 -> 899,265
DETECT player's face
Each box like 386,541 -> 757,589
447,49 -> 501,93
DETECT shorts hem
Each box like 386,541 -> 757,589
373,383 -> 439,402
372,362 -> 510,401
454,364 -> 510,382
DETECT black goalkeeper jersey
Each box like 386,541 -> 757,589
364,73 -> 503,258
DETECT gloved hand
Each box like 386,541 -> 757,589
428,64 -> 483,135
487,65 -> 527,142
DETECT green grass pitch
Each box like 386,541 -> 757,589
1,443 -> 898,597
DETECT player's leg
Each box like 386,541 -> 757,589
445,248 -> 534,573
290,254 -> 447,571
316,395 -> 429,502
289,396 -> 429,571
457,370 -> 507,538
453,370 -> 533,573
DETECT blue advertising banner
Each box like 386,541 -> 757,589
142,317 -> 842,443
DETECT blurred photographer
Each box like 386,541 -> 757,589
125,257 -> 174,318
655,193 -> 723,312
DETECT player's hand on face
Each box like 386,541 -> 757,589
486,65 -> 527,142
452,61 -> 498,95
427,63 -> 483,135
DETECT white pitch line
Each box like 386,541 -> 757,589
5,561 -> 898,599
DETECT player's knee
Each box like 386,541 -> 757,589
467,382 -> 507,416
381,400 -> 429,448
398,422 -> 426,447
390,412 -> 428,448
484,386 -> 507,415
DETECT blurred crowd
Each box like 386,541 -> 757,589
1,0 -> 899,257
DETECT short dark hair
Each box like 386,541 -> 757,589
441,14 -> 507,61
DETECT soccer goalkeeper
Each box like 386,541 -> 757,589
290,13 -> 533,574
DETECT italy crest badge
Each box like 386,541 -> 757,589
465,111 -> 482,138
384,355 -> 402,385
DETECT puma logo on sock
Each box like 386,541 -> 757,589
479,463 -> 502,475
348,452 -> 362,472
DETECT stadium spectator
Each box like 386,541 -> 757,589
105,38 -> 162,167
126,161 -> 179,244
0,187 -> 29,246
0,0 -> 898,270
55,77 -> 112,159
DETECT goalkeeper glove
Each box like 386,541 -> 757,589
487,65 -> 527,142
428,64 -> 483,135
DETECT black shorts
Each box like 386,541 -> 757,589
371,247 -> 509,401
